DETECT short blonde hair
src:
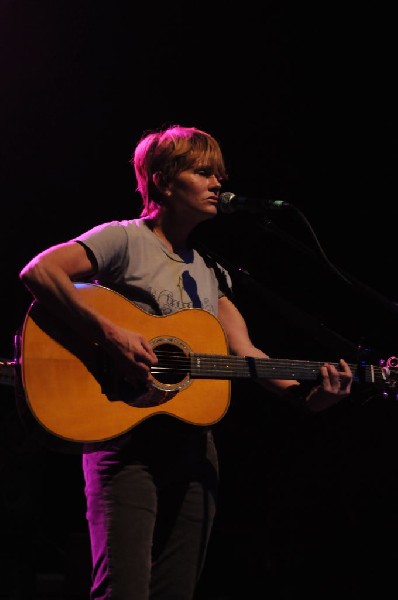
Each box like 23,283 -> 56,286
131,124 -> 227,217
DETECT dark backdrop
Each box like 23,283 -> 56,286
1,2 -> 398,599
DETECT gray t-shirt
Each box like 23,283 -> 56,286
75,218 -> 231,317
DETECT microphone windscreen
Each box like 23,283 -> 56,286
218,192 -> 237,213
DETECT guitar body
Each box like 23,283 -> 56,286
18,283 -> 231,450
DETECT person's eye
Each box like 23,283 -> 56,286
196,167 -> 212,177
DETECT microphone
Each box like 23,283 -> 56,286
218,191 -> 290,214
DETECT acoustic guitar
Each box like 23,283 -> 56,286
1,282 -> 397,452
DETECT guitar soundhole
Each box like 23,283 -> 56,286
153,343 -> 188,386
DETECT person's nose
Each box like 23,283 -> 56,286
209,174 -> 222,190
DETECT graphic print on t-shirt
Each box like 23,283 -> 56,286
150,272 -> 215,315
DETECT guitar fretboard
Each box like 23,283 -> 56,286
151,351 -> 388,386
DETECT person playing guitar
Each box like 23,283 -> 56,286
18,124 -> 353,600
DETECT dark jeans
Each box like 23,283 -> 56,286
82,418 -> 219,600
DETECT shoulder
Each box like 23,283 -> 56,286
75,218 -> 149,242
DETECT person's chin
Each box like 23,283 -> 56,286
202,205 -> 218,218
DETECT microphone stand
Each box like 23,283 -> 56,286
196,241 -> 359,358
258,214 -> 398,323
198,208 -> 398,361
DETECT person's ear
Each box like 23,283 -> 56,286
152,171 -> 171,196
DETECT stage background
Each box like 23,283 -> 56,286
1,2 -> 398,598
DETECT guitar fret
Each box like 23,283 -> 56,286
191,355 -> 249,378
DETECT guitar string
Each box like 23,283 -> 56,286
150,352 -> 381,380
152,352 -> 374,370
1,350 -> 381,378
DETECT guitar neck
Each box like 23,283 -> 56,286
0,352 -> 386,389
189,354 -> 384,385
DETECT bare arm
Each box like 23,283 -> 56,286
19,241 -> 157,382
217,295 -> 353,413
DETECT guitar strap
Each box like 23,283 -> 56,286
194,244 -> 234,302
